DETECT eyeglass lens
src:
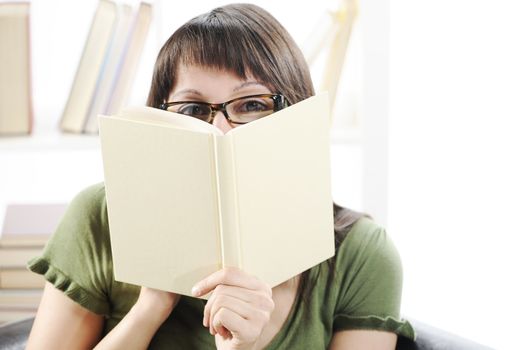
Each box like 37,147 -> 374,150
166,95 -> 277,123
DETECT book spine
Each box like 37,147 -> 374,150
214,135 -> 242,269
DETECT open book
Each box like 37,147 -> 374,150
99,93 -> 334,297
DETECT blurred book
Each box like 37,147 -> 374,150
0,203 -> 67,248
83,3 -> 134,134
104,2 -> 152,117
0,203 -> 60,324
60,0 -> 118,133
0,289 -> 42,309
0,248 -> 43,268
60,0 -> 153,134
0,2 -> 33,135
0,269 -> 45,289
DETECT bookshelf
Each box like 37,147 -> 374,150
0,125 -> 99,152
0,121 -> 104,231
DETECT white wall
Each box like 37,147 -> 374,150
388,1 -> 526,349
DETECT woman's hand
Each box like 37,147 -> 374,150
192,267 -> 275,350
135,286 -> 181,325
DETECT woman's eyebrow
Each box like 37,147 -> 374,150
233,81 -> 268,92
171,89 -> 202,98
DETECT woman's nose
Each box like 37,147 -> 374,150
211,111 -> 234,133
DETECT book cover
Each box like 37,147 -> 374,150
83,2 -> 134,134
0,2 -> 33,135
105,2 -> 152,116
59,0 -> 118,133
99,93 -> 334,297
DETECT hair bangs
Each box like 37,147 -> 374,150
175,13 -> 273,83
147,3 -> 314,109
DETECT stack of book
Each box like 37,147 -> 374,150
60,0 -> 153,134
0,204 -> 67,325
0,2 -> 33,136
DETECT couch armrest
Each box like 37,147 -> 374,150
396,319 -> 494,350
0,318 -> 34,350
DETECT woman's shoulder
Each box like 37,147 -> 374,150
340,216 -> 389,247
65,182 -> 108,226
334,216 -> 401,275
49,182 -> 110,246
70,182 -> 107,210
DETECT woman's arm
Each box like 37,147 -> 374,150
329,330 -> 397,350
26,282 -> 104,349
94,287 -> 180,350
27,282 -> 180,350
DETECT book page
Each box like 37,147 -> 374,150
106,105 -> 223,136
99,116 -> 222,296
227,93 -> 335,287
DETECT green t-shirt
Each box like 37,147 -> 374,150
28,183 -> 414,348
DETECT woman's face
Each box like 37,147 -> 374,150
168,65 -> 273,133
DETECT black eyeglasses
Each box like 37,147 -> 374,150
159,94 -> 288,124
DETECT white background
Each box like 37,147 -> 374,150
1,0 -> 525,348
388,1 -> 526,349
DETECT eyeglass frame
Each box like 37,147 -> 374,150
158,93 -> 289,124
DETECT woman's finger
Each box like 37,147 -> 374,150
206,294 -> 253,332
211,307 -> 258,341
192,267 -> 271,298
202,284 -> 274,327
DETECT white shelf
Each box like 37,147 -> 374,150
0,122 -> 100,152
0,122 -> 360,152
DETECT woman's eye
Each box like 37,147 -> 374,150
238,100 -> 272,113
177,103 -> 209,117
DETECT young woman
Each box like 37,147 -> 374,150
26,4 -> 414,349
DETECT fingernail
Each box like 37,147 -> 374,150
191,286 -> 200,296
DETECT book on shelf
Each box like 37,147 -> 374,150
0,269 -> 45,289
0,289 -> 42,309
1,203 -> 67,248
0,306 -> 38,325
103,2 -> 152,118
60,0 -> 153,134
0,2 -> 33,135
99,93 -> 334,297
0,289 -> 41,325
0,247 -> 43,269
59,0 -> 118,133
83,3 -> 134,134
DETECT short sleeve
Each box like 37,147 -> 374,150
27,183 -> 113,316
333,217 -> 415,340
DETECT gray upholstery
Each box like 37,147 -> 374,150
0,318 -> 33,350
0,317 -> 493,349
396,319 -> 493,350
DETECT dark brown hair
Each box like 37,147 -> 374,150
146,3 -> 313,107
146,3 -> 361,303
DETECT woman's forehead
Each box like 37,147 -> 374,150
169,65 -> 272,100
